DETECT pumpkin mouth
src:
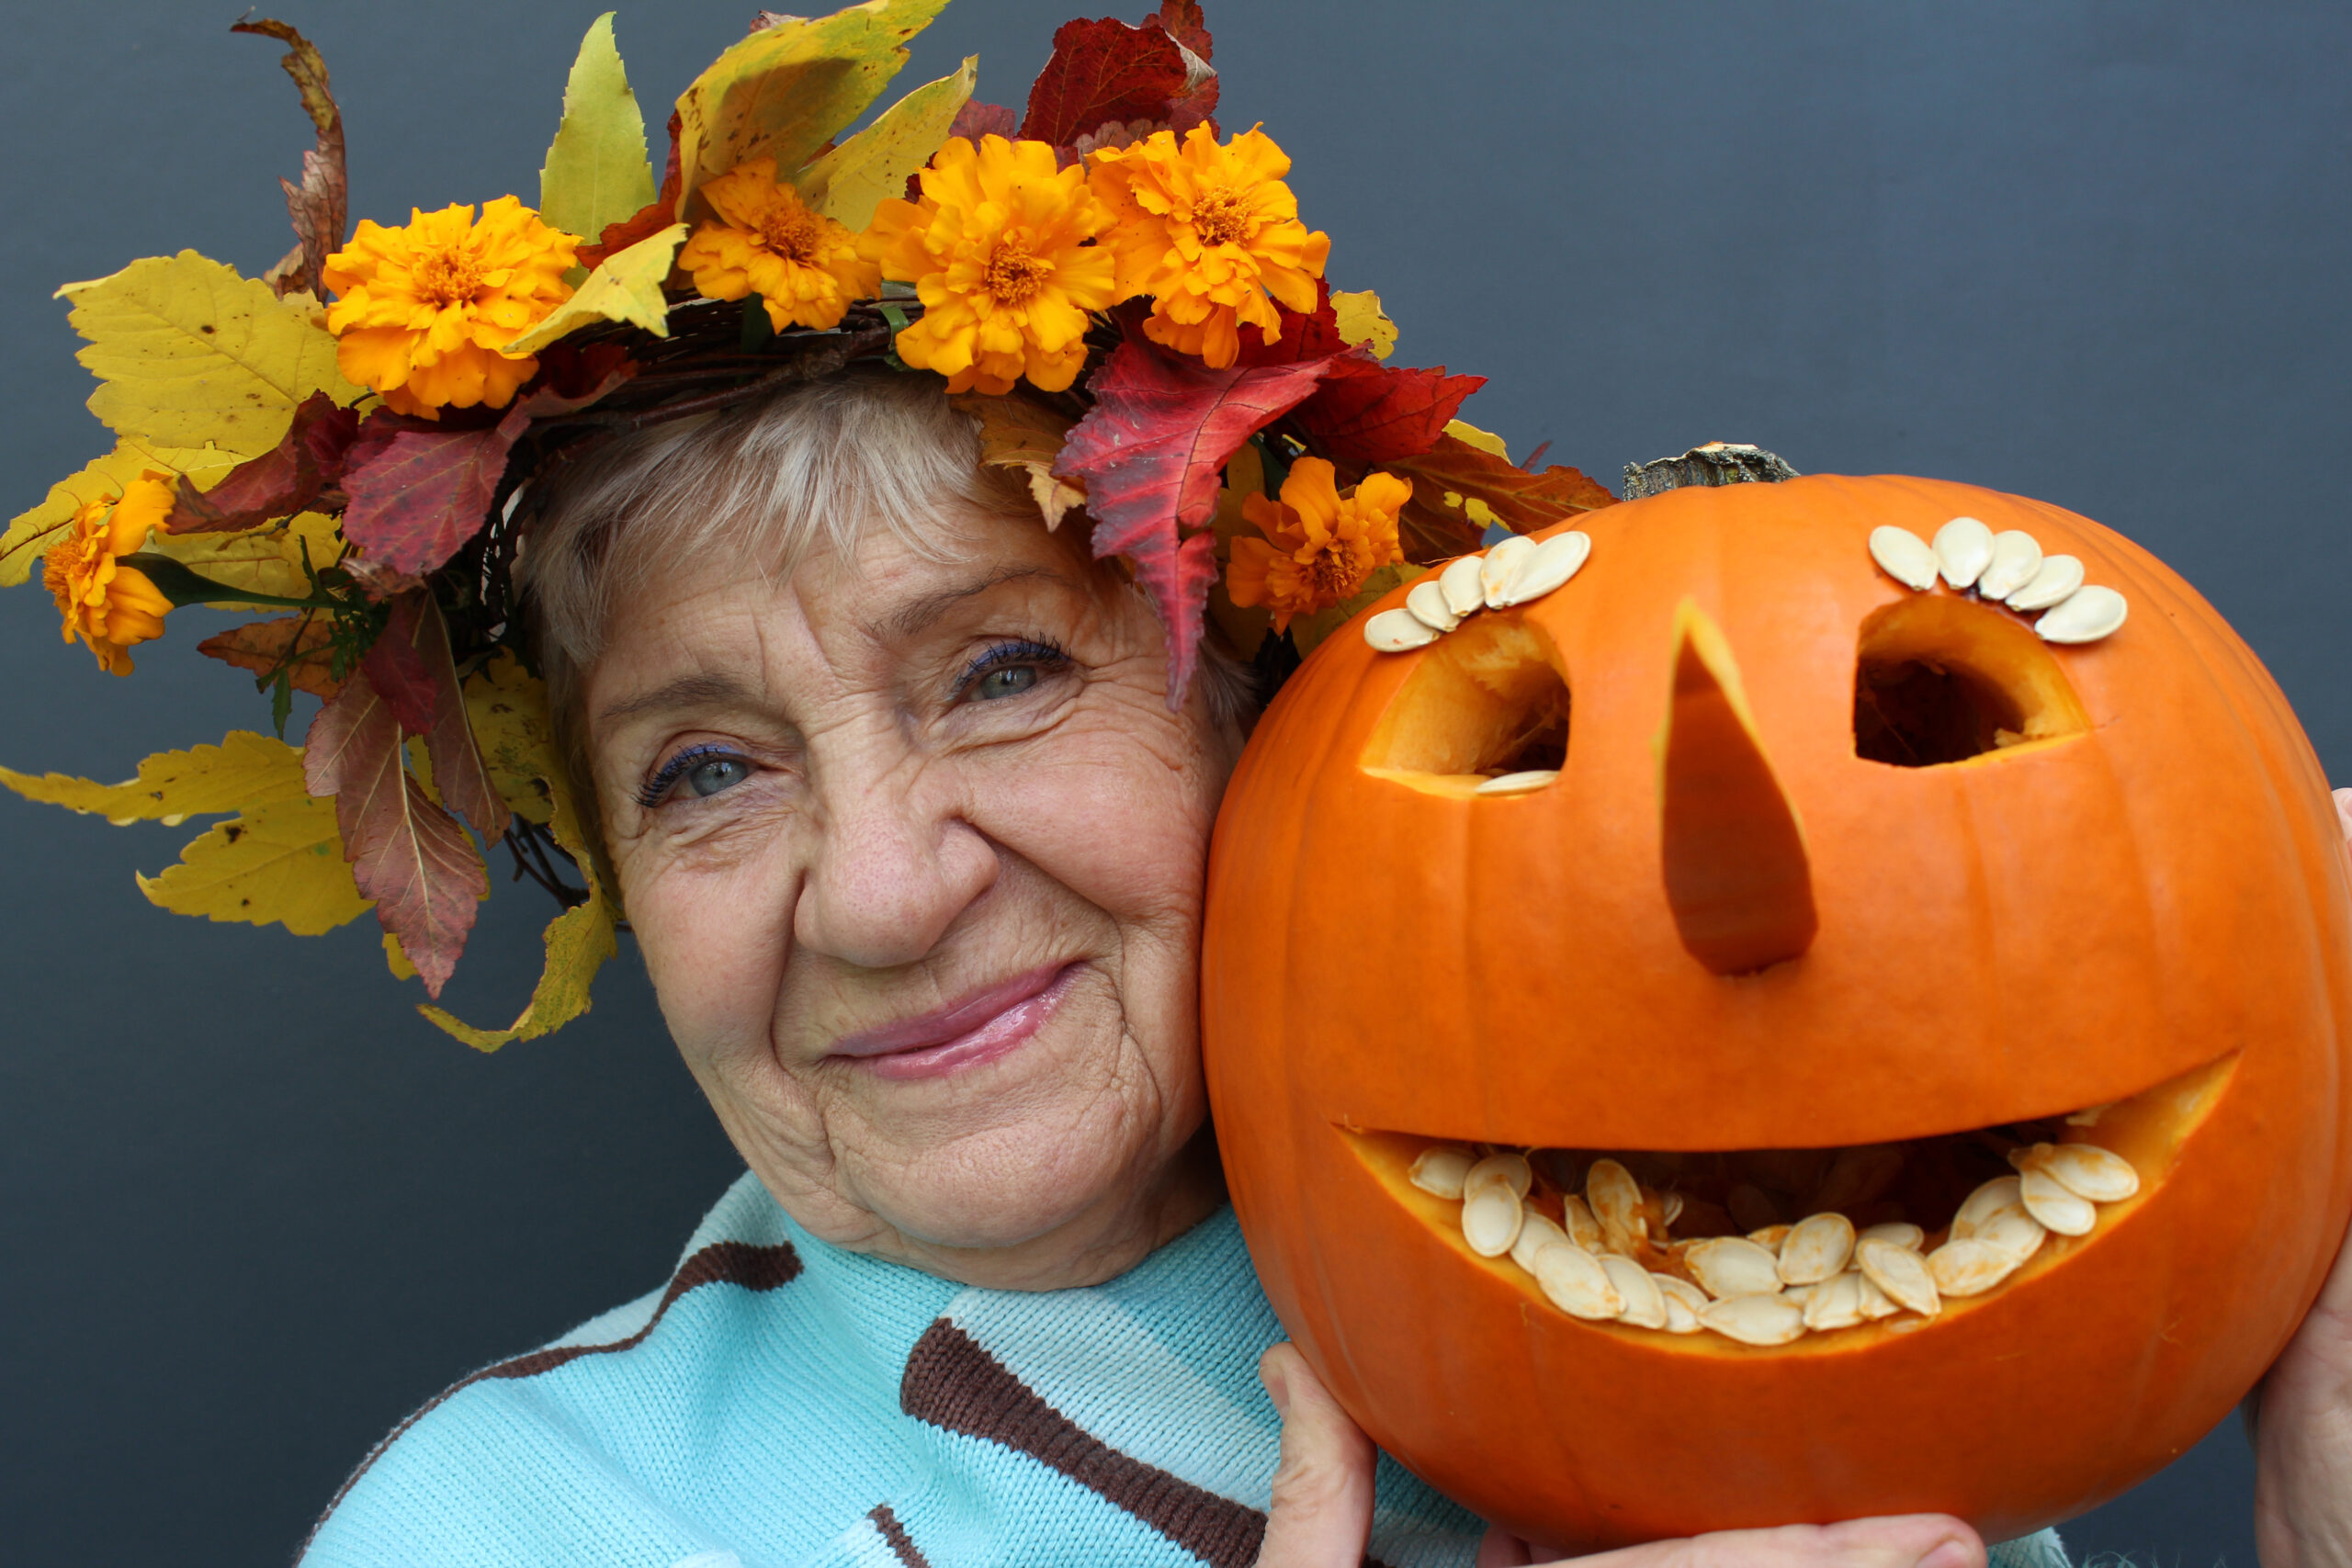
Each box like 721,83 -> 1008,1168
1349,1050 -> 2237,1348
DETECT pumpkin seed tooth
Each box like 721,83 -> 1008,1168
1974,1207 -> 2049,1265
1803,1271 -> 1867,1332
1405,578 -> 1461,633
1464,1151 -> 1533,1199
1951,1176 -> 2024,1239
1493,530 -> 1591,606
2035,584 -> 2128,644
1653,1273 -> 1712,1316
1977,529 -> 2045,601
2006,553 -> 2085,612
1479,536 -> 1537,608
1438,554 -> 1487,618
1933,516 -> 1996,591
1928,1236 -> 2021,1298
1854,1270 -> 1903,1320
1859,1222 -> 1925,1252
2017,1167 -> 2098,1235
1698,1292 -> 1808,1347
1560,1194 -> 1606,1253
1684,1236 -> 1784,1301
1868,525 -> 1939,592
1744,1224 -> 1791,1257
1408,1145 -> 1476,1201
1587,1158 -> 1646,1253
2021,1141 -> 2140,1203
1659,1288 -> 1704,1335
1601,1255 -> 1669,1328
1534,1242 -> 1623,1320
1661,1192 -> 1685,1229
1855,1236 -> 1941,1317
1510,1210 -> 1571,1273
1778,1213 -> 1857,1285
1474,769 -> 1558,796
1365,607 -> 1441,652
1461,1182 -> 1524,1257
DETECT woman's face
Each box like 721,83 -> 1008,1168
584,498 -> 1246,1288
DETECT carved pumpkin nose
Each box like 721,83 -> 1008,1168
1657,601 -> 1817,975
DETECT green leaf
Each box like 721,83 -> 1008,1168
538,13 -> 657,243
503,222 -> 689,354
673,0 -> 952,222
797,56 -> 976,230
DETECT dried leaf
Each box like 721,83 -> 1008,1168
138,794 -> 368,937
504,222 -> 689,354
164,390 -> 359,534
0,730 -> 311,822
1,438 -> 240,587
1330,288 -> 1396,359
1148,0 -> 1213,60
673,0 -> 950,222
1022,17 -> 1199,151
539,13 -> 658,245
952,391 -> 1086,529
198,616 -> 341,698
56,251 -> 359,458
797,56 -> 976,230
232,21 -> 347,300
1056,333 -> 1340,703
1292,349 -> 1484,465
303,674 -> 487,998
1379,431 -> 1617,560
364,593 -> 511,840
421,654 -> 618,1048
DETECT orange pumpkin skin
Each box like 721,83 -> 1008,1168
1201,475 -> 2352,1548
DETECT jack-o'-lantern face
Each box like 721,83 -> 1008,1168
1202,474 -> 2352,1550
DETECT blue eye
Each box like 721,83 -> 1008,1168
685,756 -> 751,796
959,638 -> 1068,703
638,745 -> 752,807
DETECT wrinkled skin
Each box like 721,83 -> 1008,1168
585,500 -> 1239,1291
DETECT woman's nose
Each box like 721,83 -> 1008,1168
794,773 -> 1000,970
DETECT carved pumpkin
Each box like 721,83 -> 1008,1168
1202,473 -> 2352,1548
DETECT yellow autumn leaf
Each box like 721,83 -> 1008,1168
1443,418 -> 1510,462
538,13 -> 658,244
138,794 -> 368,937
385,931 -> 419,981
674,0 -> 951,222
1,730 -> 313,824
146,510 -> 342,603
55,250 -> 361,459
797,56 -> 976,230
422,653 -> 618,1049
1331,288 -> 1397,360
0,436 -> 240,588
504,222 -> 690,355
951,391 -> 1087,530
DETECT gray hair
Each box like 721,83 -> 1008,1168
517,367 -> 1255,782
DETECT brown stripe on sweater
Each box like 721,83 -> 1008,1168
299,1239 -> 802,1561
866,1503 -> 931,1568
901,1317 -> 1270,1568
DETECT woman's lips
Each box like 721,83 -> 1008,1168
828,962 -> 1080,1080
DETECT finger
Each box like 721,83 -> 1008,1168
1561,1514 -> 1984,1568
1255,1344 -> 1376,1568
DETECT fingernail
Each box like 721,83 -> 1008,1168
1915,1540 -> 1975,1568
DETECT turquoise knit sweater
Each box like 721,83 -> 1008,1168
299,1172 -> 2075,1567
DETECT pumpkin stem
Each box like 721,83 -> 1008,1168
1622,442 -> 1798,500
1655,601 -> 1817,975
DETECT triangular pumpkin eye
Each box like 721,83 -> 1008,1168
1854,594 -> 2090,767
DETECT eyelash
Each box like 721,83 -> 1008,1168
953,637 -> 1070,700
635,743 -> 739,809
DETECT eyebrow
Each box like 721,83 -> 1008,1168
870,564 -> 1069,642
594,670 -> 761,728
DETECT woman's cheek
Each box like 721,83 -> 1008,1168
618,803 -> 801,1050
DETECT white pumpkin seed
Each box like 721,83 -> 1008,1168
2064,1102 -> 2114,1128
1364,607 -> 1440,652
1977,529 -> 2045,601
1855,1271 -> 1902,1320
1439,553 -> 1487,618
1510,1211 -> 1571,1273
1951,1177 -> 2024,1238
1868,525 -> 1939,592
1560,1194 -> 1605,1253
1661,1192 -> 1685,1228
1587,1159 -> 1645,1253
1859,1222 -> 1926,1252
1928,1237 -> 2021,1298
1408,1145 -> 1475,1201
1654,1274 -> 1712,1316
2021,1142 -> 2140,1203
1803,1271 -> 1866,1331
1493,530 -> 1591,606
1464,1151 -> 1533,1198
1933,516 -> 1996,591
1475,769 -> 1558,796
1480,536 -> 1536,608
2006,553 -> 2085,612
1534,1242 -> 1623,1320
1699,1292 -> 1808,1347
1405,578 -> 1460,633
1855,1236 -> 1941,1317
1685,1236 -> 1784,1300
1779,1213 -> 1857,1285
2018,1167 -> 2097,1235
1747,1224 -> 1793,1256
1660,1288 -> 1704,1335
1462,1183 -> 1524,1257
1974,1207 -> 2049,1265
1601,1255 -> 1669,1328
1779,1281 -> 1818,1308
2036,584 -> 2128,645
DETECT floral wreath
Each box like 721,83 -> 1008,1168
0,2 -> 1612,1045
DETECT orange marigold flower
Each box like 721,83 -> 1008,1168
859,135 -> 1128,395
323,196 -> 577,419
44,476 -> 175,676
681,157 -> 879,332
1225,457 -> 1409,633
1086,124 -> 1331,369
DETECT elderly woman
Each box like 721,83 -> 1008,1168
288,370 -> 2352,1568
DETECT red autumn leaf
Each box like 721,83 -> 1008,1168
949,99 -> 1020,142
303,673 -> 487,998
1232,284 -> 1350,367
1057,333 -> 1340,704
361,592 -> 510,840
1022,17 -> 1195,150
358,592 -> 439,733
198,615 -> 341,697
1148,0 -> 1212,61
232,20 -> 347,300
1291,350 -> 1485,465
166,390 -> 359,534
1374,431 -> 1618,561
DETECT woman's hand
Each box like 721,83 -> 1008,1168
1256,1345 -> 1984,1568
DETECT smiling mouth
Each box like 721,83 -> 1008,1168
1351,1052 -> 2237,1347
829,962 -> 1081,1080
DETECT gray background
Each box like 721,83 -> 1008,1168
2,2 -> 2342,1562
